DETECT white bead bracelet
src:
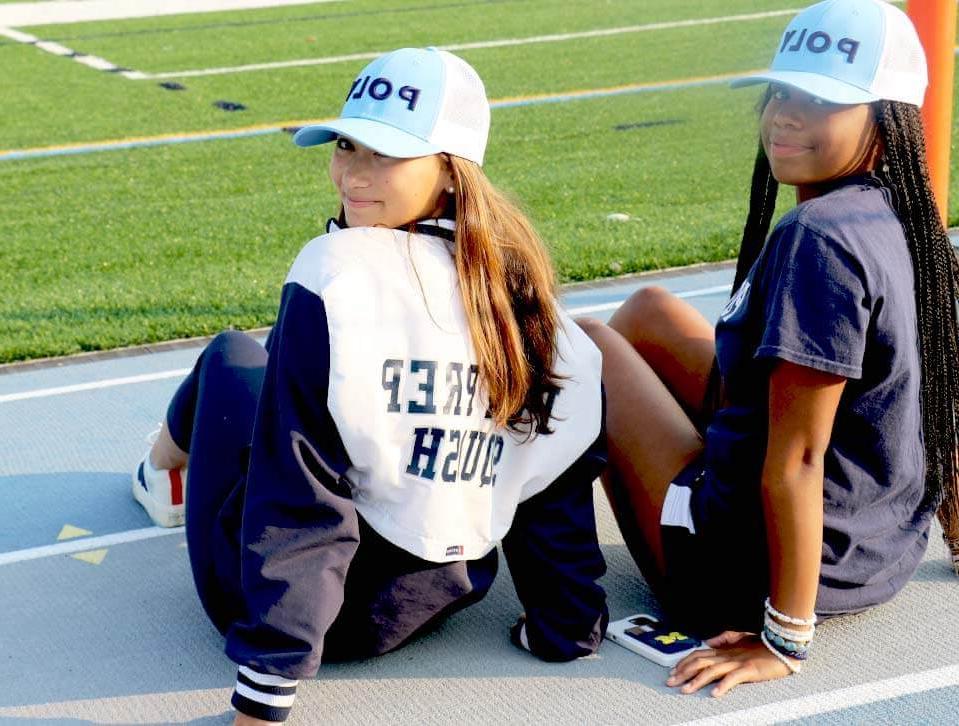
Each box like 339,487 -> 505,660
764,597 -> 817,626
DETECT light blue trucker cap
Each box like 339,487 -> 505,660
731,0 -> 927,106
293,47 -> 490,165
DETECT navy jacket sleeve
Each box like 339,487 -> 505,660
501,405 -> 609,661
224,281 -> 358,681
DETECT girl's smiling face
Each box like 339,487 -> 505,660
329,136 -> 452,228
761,84 -> 881,199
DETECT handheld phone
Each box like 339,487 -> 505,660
605,613 -> 708,667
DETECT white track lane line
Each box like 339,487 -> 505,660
144,9 -> 806,80
0,368 -> 191,403
570,284 -> 731,316
0,283 -> 729,404
679,664 -> 959,725
0,525 -> 183,566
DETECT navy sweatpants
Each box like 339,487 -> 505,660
165,331 -> 499,660
166,330 -> 266,635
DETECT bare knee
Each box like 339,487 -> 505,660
577,317 -> 627,357
621,285 -> 675,322
609,285 -> 675,340
576,316 -> 607,339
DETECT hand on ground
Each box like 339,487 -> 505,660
665,630 -> 791,697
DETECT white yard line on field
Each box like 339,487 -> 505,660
0,2 -> 907,81
5,8 -> 802,81
0,0 -> 343,27
143,8 -> 806,80
0,1 -> 345,78
0,24 -> 136,73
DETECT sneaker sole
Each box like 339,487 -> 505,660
131,467 -> 185,528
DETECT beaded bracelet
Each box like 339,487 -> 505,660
762,626 -> 810,660
760,632 -> 802,674
764,597 -> 817,626
763,624 -> 812,647
763,613 -> 815,643
764,626 -> 812,658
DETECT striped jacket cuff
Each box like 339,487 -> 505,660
231,665 -> 299,722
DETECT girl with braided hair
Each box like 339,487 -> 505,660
581,0 -> 958,697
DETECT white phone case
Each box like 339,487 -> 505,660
605,613 -> 708,667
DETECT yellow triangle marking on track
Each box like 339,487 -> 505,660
57,524 -> 92,541
71,549 -> 108,565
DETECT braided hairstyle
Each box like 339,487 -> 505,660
875,101 -> 959,547
731,95 -> 959,551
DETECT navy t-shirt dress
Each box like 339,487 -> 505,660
661,175 -> 930,635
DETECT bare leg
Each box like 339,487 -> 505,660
148,421 -> 188,471
578,318 -> 703,580
608,286 -> 715,419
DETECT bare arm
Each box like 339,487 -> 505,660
668,360 -> 845,696
762,360 -> 845,622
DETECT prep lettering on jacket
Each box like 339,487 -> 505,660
383,357 -> 503,486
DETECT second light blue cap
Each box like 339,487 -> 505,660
731,0 -> 927,107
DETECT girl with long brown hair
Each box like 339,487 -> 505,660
133,48 -> 607,725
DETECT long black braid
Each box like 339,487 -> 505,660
726,98 -> 959,555
874,101 -> 959,546
732,144 -> 780,294
732,87 -> 782,294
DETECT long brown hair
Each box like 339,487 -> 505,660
446,156 -> 562,433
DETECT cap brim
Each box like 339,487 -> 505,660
292,117 -> 442,158
730,70 -> 878,105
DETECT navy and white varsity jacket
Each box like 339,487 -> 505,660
227,220 -> 608,721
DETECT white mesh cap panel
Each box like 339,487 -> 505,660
870,0 -> 927,106
429,51 -> 490,165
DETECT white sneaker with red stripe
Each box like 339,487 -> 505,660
132,455 -> 187,528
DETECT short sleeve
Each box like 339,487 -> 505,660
755,222 -> 872,379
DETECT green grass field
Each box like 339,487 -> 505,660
2,0 -> 958,362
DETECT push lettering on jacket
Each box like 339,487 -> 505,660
382,358 -> 504,487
